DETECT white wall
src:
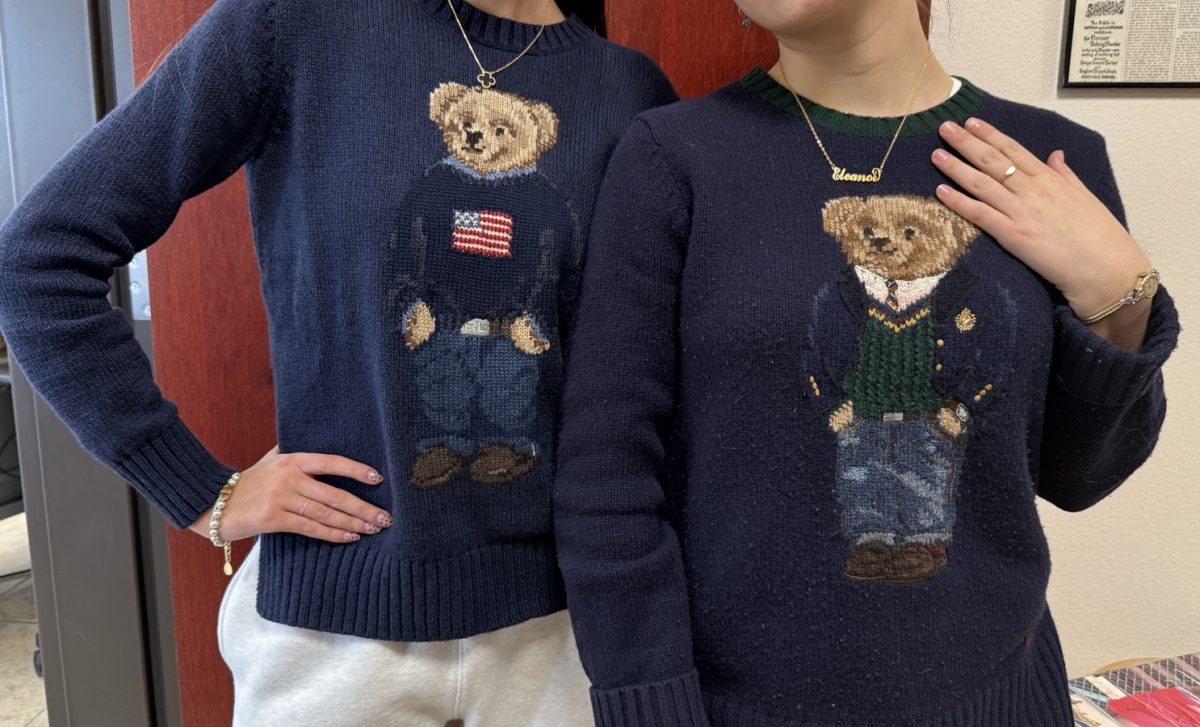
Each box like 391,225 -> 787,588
930,1 -> 1199,677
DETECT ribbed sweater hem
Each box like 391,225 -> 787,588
113,418 -> 237,530
1051,284 -> 1180,406
255,533 -> 566,641
592,671 -> 710,727
703,611 -> 1073,727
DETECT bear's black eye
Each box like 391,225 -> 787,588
495,127 -> 506,137
863,227 -> 875,238
904,227 -> 916,240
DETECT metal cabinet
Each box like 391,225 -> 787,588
0,2 -> 181,725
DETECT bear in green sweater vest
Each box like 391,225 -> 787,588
806,195 -> 1017,584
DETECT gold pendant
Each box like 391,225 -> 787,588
831,166 -> 883,184
223,561 -> 234,576
476,71 -> 497,90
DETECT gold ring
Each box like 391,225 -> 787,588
299,498 -> 312,518
1001,165 -> 1018,183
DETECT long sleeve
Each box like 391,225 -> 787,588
0,0 -> 283,529
554,119 -> 708,727
1035,126 -> 1182,511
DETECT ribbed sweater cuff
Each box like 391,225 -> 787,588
112,418 -> 236,529
592,672 -> 710,727
1052,284 -> 1180,407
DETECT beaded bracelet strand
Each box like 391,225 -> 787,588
208,471 -> 241,576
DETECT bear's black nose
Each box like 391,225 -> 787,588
870,236 -> 892,249
465,129 -> 484,147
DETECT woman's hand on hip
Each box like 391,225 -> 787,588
188,445 -> 391,543
929,117 -> 1152,320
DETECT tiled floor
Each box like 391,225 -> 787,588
0,512 -> 46,727
0,571 -> 45,726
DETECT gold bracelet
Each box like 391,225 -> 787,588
208,471 -> 241,576
1078,268 -> 1161,325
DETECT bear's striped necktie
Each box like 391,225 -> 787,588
885,278 -> 900,312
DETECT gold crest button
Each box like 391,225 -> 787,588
955,308 -> 977,332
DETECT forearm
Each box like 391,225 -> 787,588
1037,286 -> 1180,510
0,0 -> 280,527
1084,295 -> 1152,352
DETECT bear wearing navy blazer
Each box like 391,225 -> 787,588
804,195 -> 1017,584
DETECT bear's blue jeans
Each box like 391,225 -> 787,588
413,331 -> 539,456
834,416 -> 964,546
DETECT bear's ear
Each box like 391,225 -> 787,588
823,197 -> 868,240
931,200 -> 980,246
429,83 -> 472,128
525,99 -> 561,154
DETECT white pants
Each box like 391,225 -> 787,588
217,540 -> 594,727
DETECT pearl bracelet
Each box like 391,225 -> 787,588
208,471 -> 241,576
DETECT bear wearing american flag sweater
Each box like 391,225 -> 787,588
385,82 -> 580,489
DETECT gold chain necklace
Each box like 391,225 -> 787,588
779,49 -> 932,184
446,0 -> 549,90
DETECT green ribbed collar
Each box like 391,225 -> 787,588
740,66 -> 985,138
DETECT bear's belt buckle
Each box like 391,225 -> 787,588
882,412 -> 905,422
460,318 -> 492,337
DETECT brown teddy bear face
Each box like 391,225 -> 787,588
822,194 -> 980,279
429,82 -> 560,177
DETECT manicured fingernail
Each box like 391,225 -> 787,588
941,120 -> 961,134
932,149 -> 951,163
937,184 -> 952,197
344,532 -> 361,542
377,513 -> 392,527
364,523 -> 381,534
366,469 -> 384,483
965,117 -> 983,130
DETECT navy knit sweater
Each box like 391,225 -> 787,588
555,69 -> 1181,726
0,0 -> 675,641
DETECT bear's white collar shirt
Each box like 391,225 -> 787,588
854,265 -> 947,311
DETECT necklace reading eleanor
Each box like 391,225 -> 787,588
778,49 -> 932,184
446,0 -> 549,90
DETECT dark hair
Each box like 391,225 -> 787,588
555,0 -> 605,32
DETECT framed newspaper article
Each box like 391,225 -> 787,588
1062,0 -> 1200,86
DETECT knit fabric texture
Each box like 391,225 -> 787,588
0,0 -> 676,641
554,68 -> 1181,726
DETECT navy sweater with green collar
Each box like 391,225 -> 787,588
554,69 -> 1180,726
0,0 -> 675,641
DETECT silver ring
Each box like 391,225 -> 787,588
299,498 -> 312,518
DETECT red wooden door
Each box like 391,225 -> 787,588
129,2 -> 273,725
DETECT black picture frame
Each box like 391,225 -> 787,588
1061,0 -> 1200,88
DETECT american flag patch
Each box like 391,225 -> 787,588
451,210 -> 514,258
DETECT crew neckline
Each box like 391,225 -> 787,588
419,0 -> 594,54
740,66 -> 985,138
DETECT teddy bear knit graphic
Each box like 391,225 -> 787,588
806,195 -> 1017,584
383,83 -> 581,489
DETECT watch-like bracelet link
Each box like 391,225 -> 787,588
1078,268 -> 1160,325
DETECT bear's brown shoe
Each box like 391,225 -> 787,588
470,444 -> 536,484
411,445 -> 464,488
843,543 -> 893,581
886,542 -> 947,583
